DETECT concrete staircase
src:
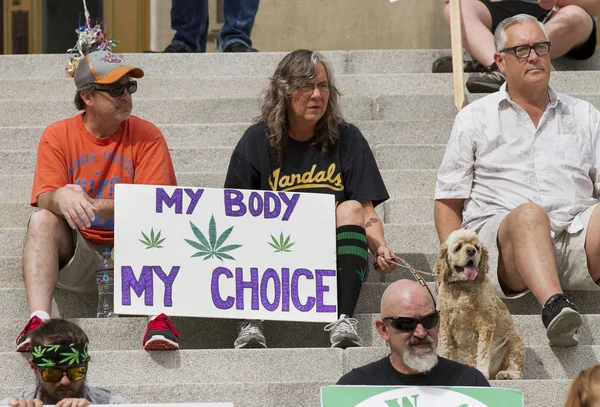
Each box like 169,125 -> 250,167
0,50 -> 599,406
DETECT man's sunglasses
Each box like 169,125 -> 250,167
383,311 -> 440,332
39,366 -> 87,383
94,81 -> 137,97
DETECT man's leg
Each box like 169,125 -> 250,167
167,0 -> 208,52
584,205 -> 600,283
324,201 -> 366,348
496,203 -> 581,346
545,6 -> 594,59
217,0 -> 260,52
17,209 -> 74,351
443,0 -> 495,67
23,209 -> 75,314
496,203 -> 561,303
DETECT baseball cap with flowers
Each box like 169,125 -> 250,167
74,51 -> 144,90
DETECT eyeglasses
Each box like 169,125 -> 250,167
499,41 -> 551,59
94,81 -> 137,97
298,83 -> 330,94
383,311 -> 440,333
39,366 -> 87,383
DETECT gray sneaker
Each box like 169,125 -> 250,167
234,320 -> 267,349
324,314 -> 363,349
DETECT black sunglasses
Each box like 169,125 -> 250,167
39,365 -> 87,383
499,41 -> 551,59
94,81 -> 137,97
383,311 -> 440,332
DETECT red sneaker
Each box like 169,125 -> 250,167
16,316 -> 44,352
143,314 -> 180,350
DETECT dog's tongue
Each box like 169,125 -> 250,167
464,266 -> 478,280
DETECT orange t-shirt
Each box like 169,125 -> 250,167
31,114 -> 177,246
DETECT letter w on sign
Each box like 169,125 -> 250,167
450,0 -> 466,110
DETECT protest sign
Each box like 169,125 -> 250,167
114,185 -> 338,322
321,386 -> 524,407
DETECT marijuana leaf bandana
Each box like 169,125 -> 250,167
31,343 -> 90,367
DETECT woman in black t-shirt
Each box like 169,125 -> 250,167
225,49 -> 396,349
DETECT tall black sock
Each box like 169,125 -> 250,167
336,225 -> 368,317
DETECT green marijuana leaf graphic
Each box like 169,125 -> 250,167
139,228 -> 166,249
269,232 -> 295,253
32,346 -> 46,359
37,358 -> 56,368
355,267 -> 369,283
59,347 -> 81,365
185,216 -> 242,261
81,344 -> 90,362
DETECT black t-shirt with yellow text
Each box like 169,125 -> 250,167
224,121 -> 389,207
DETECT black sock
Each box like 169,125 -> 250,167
336,225 -> 368,317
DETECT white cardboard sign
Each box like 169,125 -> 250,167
114,185 -> 338,322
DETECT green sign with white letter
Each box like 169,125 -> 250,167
321,386 -> 523,407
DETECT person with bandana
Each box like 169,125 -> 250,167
1,319 -> 127,406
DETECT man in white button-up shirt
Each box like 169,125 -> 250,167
435,14 -> 600,348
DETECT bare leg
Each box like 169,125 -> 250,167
22,209 -> 75,313
496,203 -> 561,305
336,200 -> 365,228
443,0 -> 496,66
584,205 -> 600,282
546,6 -> 594,58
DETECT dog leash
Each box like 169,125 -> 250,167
387,258 -> 438,308
386,258 -> 437,277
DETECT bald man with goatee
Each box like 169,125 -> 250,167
337,280 -> 490,386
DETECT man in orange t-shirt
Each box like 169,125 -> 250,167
16,51 -> 180,353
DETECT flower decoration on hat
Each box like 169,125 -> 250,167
66,0 -> 117,77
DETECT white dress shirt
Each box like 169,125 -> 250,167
435,83 -> 600,234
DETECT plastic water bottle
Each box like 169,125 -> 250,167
95,247 -> 117,318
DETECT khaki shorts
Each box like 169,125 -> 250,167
56,229 -> 108,293
477,204 -> 600,299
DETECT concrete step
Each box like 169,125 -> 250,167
0,50 -> 596,79
0,198 -> 432,228
1,314 -> 599,352
0,52 -> 349,79
0,277 -> 598,321
0,144 -> 445,175
0,74 -> 455,100
345,346 -> 600,380
0,97 -> 377,126
0,346 -> 595,386
0,223 -> 441,260
0,169 -> 437,203
0,120 -> 454,150
0,382 -> 328,407
357,283 -> 600,315
0,380 -> 575,407
345,50 -> 600,74
3,72 -> 600,100
354,314 -> 600,348
0,349 -> 344,387
18,92 -> 600,126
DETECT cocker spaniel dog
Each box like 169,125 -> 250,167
434,229 -> 524,380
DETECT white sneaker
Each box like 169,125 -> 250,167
324,314 -> 363,349
234,320 -> 267,349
